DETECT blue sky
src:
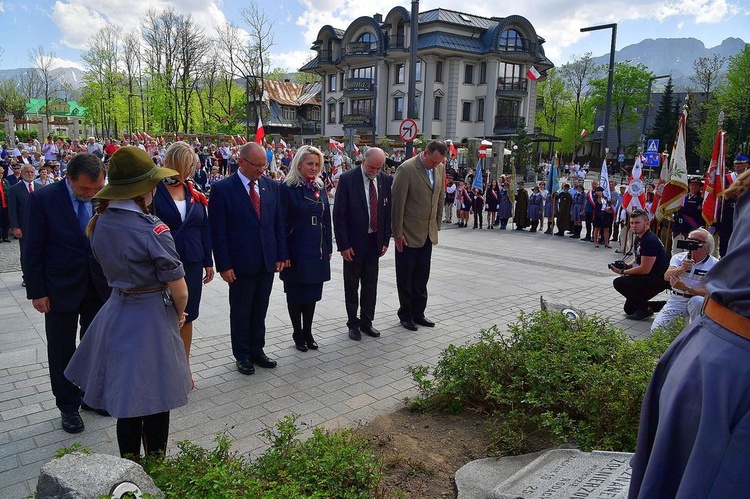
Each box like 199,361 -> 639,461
0,0 -> 747,72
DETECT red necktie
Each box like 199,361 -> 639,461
28,183 -> 33,193
369,178 -> 378,232
249,180 -> 261,219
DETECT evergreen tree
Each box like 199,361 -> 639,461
648,77 -> 677,152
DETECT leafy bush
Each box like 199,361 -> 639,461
142,415 -> 382,498
408,310 -> 681,455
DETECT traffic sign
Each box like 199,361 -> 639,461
646,139 -> 659,153
643,152 -> 660,167
399,118 -> 418,142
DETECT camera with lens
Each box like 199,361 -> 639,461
675,239 -> 703,252
609,260 -> 628,270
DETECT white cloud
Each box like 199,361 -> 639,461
0,3 -> 5,13
49,57 -> 86,71
271,50 -> 313,72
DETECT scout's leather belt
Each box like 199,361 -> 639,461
115,287 -> 166,295
704,297 -> 750,341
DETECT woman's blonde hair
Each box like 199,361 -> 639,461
285,145 -> 325,190
164,141 -> 197,181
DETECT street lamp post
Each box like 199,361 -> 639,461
639,74 -> 671,152
580,23 -> 617,163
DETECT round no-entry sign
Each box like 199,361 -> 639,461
399,118 -> 418,142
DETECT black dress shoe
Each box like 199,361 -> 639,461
414,317 -> 435,327
348,327 -> 362,341
250,354 -> 277,369
295,341 -> 308,352
400,319 -> 418,331
236,359 -> 255,375
305,339 -> 319,350
61,412 -> 84,434
627,308 -> 654,321
360,325 -> 381,337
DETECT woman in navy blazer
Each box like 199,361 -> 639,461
280,145 -> 332,352
153,142 -> 214,385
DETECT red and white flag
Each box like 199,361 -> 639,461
656,106 -> 689,221
581,129 -> 588,137
702,129 -> 727,226
622,155 -> 647,212
526,66 -> 541,81
254,118 -> 265,144
448,140 -> 457,159
279,138 -> 288,149
270,140 -> 275,150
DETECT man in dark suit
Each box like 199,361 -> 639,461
193,161 -> 208,192
391,140 -> 447,331
209,142 -> 288,375
8,164 -> 37,285
334,147 -> 392,341
23,153 -> 108,434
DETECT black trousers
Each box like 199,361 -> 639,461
613,275 -> 670,315
0,207 -> 9,240
395,240 -> 432,322
117,411 -> 170,458
343,232 -> 380,328
229,270 -> 274,360
47,281 -> 104,414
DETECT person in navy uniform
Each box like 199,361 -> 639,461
153,141 -> 214,386
671,176 -> 704,255
65,146 -> 190,458
192,160 -> 208,192
334,147 -> 391,341
527,185 -> 543,232
209,142 -> 288,375
628,169 -> 750,499
280,145 -> 332,351
716,154 -> 748,256
496,182 -> 512,229
570,183 -> 585,239
23,153 -> 109,434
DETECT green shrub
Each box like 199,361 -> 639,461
142,415 -> 382,498
408,310 -> 681,455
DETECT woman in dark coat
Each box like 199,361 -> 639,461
497,182 -> 513,229
485,180 -> 499,229
513,181 -> 529,230
471,187 -> 484,229
281,145 -> 333,351
555,184 -> 573,236
153,141 -> 214,386
592,186 -> 614,248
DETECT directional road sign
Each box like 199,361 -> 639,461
399,118 -> 418,143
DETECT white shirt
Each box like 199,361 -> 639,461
361,168 -> 378,232
237,170 -> 260,199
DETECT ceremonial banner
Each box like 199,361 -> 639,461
472,158 -> 484,191
622,154 -> 647,212
599,158 -> 610,199
656,107 -> 688,220
701,129 -> 726,226
547,154 -> 559,194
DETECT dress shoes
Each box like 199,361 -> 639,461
348,327 -> 362,341
360,324 -> 381,337
236,359 -> 255,375
414,317 -> 435,327
61,411 -> 84,434
400,319 -> 418,331
295,341 -> 308,352
250,354 -> 277,369
305,339 -> 319,350
627,308 -> 654,321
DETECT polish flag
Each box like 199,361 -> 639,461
581,129 -> 588,137
526,66 -> 541,81
701,129 -> 727,226
448,140 -> 457,159
255,118 -> 265,144
279,138 -> 288,149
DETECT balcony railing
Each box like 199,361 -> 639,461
346,42 -> 377,57
342,113 -> 375,129
496,77 -> 528,95
343,78 -> 375,97
300,121 -> 321,134
494,115 -> 525,134
389,34 -> 406,51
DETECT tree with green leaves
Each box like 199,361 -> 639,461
536,68 -> 572,157
717,45 -> 750,155
557,53 -> 602,157
648,77 -> 678,153
81,25 -> 122,138
0,79 -> 27,118
590,62 -> 652,154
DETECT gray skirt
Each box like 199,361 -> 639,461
65,289 -> 191,418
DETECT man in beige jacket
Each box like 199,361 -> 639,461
391,140 -> 447,331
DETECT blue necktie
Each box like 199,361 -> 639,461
76,200 -> 89,233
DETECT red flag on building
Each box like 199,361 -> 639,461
656,106 -> 689,220
702,129 -> 727,226
622,154 -> 647,212
255,118 -> 265,144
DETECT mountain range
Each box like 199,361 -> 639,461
590,37 -> 747,90
0,37 -> 746,94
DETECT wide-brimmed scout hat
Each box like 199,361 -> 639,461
95,146 -> 178,200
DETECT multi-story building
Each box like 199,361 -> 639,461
250,79 -> 322,141
300,7 -> 553,145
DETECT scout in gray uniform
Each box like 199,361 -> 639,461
65,147 -> 190,459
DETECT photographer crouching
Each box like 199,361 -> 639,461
608,209 -> 670,320
650,228 -> 718,332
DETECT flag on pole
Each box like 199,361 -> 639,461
701,129 -> 727,226
279,138 -> 288,149
650,151 -> 669,215
656,106 -> 689,220
581,129 -> 589,137
254,118 -> 265,144
526,66 -> 541,81
472,158 -> 484,191
448,140 -> 457,159
547,153 -> 559,194
622,154 -> 647,212
270,139 -> 275,150
600,158 -> 610,199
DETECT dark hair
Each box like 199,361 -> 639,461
66,152 -> 105,181
425,140 -> 448,156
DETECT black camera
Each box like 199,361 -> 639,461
609,260 -> 628,270
676,239 -> 703,251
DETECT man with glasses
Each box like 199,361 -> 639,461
609,209 -> 670,320
650,228 -> 718,332
209,142 -> 288,375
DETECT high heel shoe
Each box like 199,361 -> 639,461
293,331 -> 308,352
304,332 -> 319,350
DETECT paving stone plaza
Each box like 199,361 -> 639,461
0,223 -> 652,497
